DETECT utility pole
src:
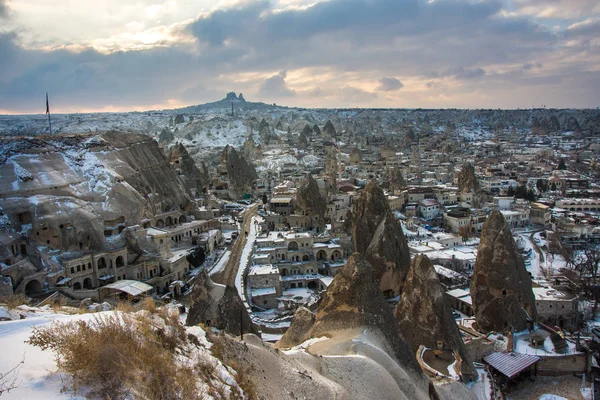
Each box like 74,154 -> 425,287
45,93 -> 52,134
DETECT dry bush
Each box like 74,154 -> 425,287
27,312 -> 201,399
114,301 -> 133,313
50,296 -> 67,313
0,294 -> 29,310
143,296 -> 157,314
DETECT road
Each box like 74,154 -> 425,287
212,203 -> 259,286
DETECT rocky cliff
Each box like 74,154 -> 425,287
457,163 -> 479,193
0,131 -> 193,252
395,254 -> 477,382
352,180 -> 411,296
470,210 -> 537,332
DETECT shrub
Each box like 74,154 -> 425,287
27,312 -> 199,399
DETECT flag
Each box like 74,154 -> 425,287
46,93 -> 50,115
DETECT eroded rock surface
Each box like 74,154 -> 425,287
186,270 -> 257,336
352,180 -> 411,296
396,254 -> 477,382
470,210 -> 537,332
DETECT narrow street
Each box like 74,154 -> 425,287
212,203 -> 259,286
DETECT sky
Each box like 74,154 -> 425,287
0,0 -> 599,113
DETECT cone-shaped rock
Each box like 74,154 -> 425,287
295,174 -> 326,222
352,180 -> 411,296
186,269 -> 257,336
218,145 -> 258,198
167,143 -> 209,195
457,163 -> 479,193
470,210 -> 537,332
396,255 -> 477,382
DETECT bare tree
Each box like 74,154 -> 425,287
571,244 -> 600,319
0,358 -> 23,396
458,225 -> 473,242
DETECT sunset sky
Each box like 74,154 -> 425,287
0,0 -> 599,113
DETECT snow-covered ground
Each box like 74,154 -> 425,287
0,305 -> 243,399
0,306 -> 113,399
517,233 -> 544,278
209,250 -> 231,276
235,216 -> 258,299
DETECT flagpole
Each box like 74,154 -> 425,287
46,93 -> 52,134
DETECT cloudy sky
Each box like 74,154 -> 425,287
0,0 -> 599,113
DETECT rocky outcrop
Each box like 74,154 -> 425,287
352,180 -> 411,296
276,252 -> 438,399
167,143 -> 208,196
295,174 -> 326,221
457,163 -> 479,193
396,255 -> 477,382
186,270 -> 257,336
470,210 -> 537,332
217,145 -> 258,199
389,166 -> 406,191
323,120 -> 336,136
0,132 -> 193,253
275,306 -> 315,349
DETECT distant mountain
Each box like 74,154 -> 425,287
172,92 -> 286,113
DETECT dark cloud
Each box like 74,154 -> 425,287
0,0 -> 7,18
258,70 -> 296,98
453,67 -> 486,80
0,0 -> 598,111
377,77 -> 403,91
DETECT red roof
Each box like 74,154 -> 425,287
484,352 -> 540,379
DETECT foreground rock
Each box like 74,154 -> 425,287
186,270 -> 257,336
352,180 -> 411,296
470,210 -> 537,332
264,253 -> 476,399
275,306 -> 315,349
396,255 -> 477,382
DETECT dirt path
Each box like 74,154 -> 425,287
212,203 -> 258,286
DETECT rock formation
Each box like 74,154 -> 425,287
167,143 -> 208,196
186,270 -> 257,336
217,145 -> 258,199
323,120 -> 336,136
457,163 -> 479,193
389,166 -> 406,191
295,174 -> 326,222
274,252 -> 444,399
396,254 -> 477,382
275,306 -> 315,349
352,180 -> 411,296
0,132 -> 193,253
470,210 -> 537,332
